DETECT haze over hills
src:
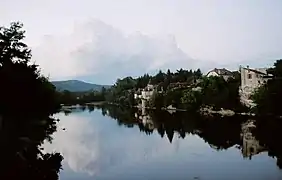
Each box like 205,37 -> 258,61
52,80 -> 111,92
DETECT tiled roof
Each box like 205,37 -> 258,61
209,68 -> 233,76
241,67 -> 268,75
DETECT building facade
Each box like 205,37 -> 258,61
241,120 -> 265,159
239,66 -> 272,107
134,83 -> 156,108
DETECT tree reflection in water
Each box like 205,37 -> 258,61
85,104 -> 282,170
0,114 -> 63,179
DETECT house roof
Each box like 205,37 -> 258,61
241,67 -> 269,76
207,68 -> 233,76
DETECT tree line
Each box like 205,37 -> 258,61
102,69 -> 203,107
60,65 -> 244,113
57,87 -> 107,105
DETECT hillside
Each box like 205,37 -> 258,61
52,80 -> 111,92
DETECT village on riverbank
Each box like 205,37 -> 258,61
60,59 -> 282,120
132,65 -> 273,116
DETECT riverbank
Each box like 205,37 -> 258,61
61,101 -> 107,111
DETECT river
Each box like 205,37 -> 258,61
43,105 -> 282,180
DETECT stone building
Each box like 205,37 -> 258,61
241,120 -> 265,159
239,66 -> 272,107
134,83 -> 156,108
135,108 -> 155,130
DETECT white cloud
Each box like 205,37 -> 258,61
42,112 -> 205,177
32,19 -> 198,83
2,0 -> 281,83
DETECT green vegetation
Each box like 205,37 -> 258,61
181,73 -> 245,111
57,63 -> 243,113
251,60 -> 282,116
104,68 -> 203,107
0,22 -> 60,115
145,70 -> 244,111
0,22 -> 63,179
57,88 -> 107,105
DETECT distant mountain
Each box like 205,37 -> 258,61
52,80 -> 111,92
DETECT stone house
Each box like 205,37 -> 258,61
206,68 -> 234,81
240,66 -> 272,97
239,66 -> 272,107
135,108 -> 154,130
241,120 -> 265,159
134,83 -> 157,108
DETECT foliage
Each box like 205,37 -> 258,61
136,74 -> 151,89
0,22 -> 63,179
105,68 -> 203,108
181,89 -> 202,110
148,92 -> 164,109
180,74 -> 244,111
0,115 -> 63,179
58,90 -> 106,105
251,60 -> 282,115
0,22 -> 60,115
164,89 -> 184,108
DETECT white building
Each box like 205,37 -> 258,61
134,83 -> 156,108
206,68 -> 234,81
141,84 -> 155,100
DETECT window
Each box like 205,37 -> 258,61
248,74 -> 252,79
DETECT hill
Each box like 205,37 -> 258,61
52,80 -> 111,92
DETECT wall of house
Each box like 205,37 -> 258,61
240,67 -> 266,94
242,132 -> 263,158
239,66 -> 270,107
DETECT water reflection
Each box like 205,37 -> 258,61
46,105 -> 282,180
0,114 -> 63,179
241,120 -> 265,159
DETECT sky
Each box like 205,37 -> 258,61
1,0 -> 282,84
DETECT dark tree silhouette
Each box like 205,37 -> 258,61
252,59 -> 282,115
0,22 -> 60,116
0,22 -> 63,179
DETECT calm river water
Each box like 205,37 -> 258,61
43,106 -> 282,180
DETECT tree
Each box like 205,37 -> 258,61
0,22 -> 60,115
136,74 -> 150,89
194,68 -> 202,79
268,59 -> 282,77
0,22 -> 31,66
0,22 -> 63,180
152,70 -> 165,84
181,89 -> 202,110
163,69 -> 172,91
251,60 -> 282,115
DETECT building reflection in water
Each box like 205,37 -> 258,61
135,108 -> 155,131
241,120 -> 265,159
86,105 -> 282,170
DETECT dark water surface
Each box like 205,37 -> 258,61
43,106 -> 282,180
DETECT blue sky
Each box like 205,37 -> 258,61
1,0 -> 282,84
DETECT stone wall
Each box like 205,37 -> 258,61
239,66 -> 269,108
